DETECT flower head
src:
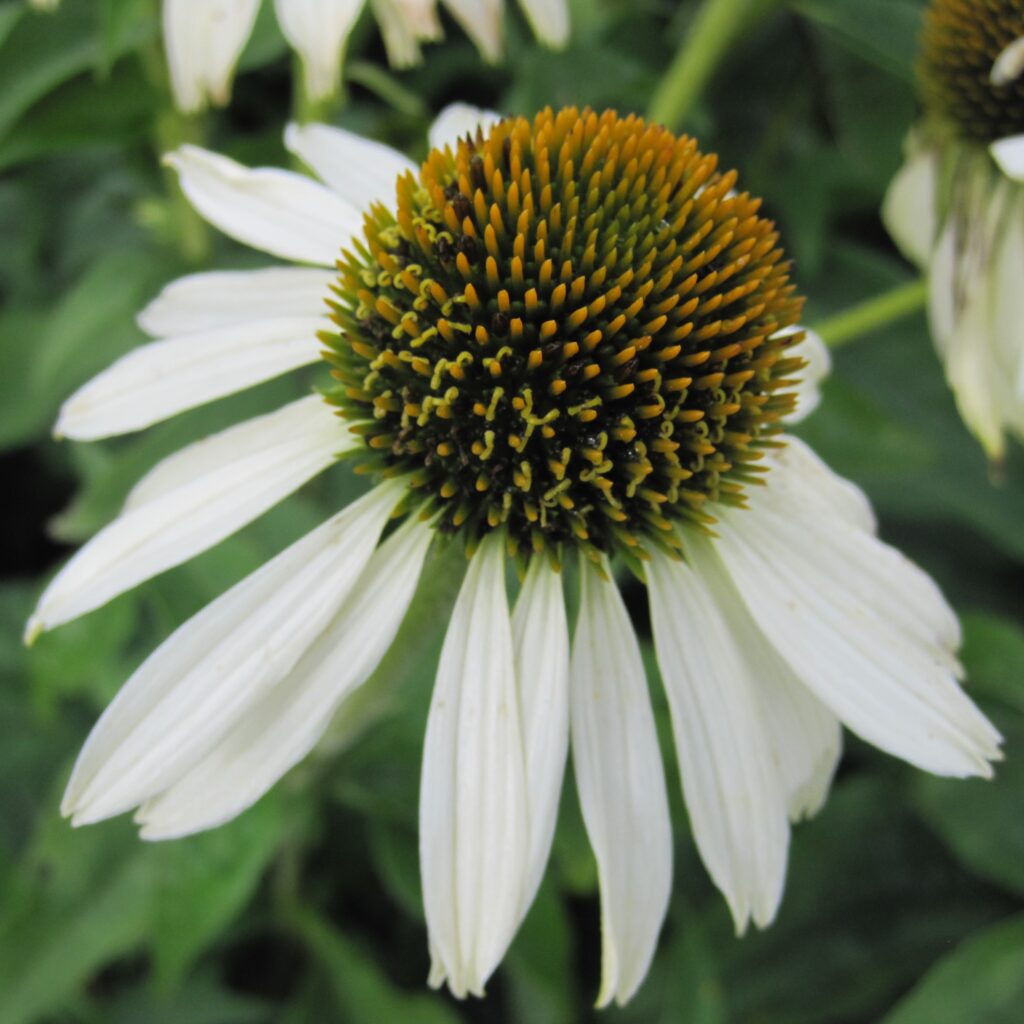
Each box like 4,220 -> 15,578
34,106 -> 999,1006
884,0 -> 1024,458
329,109 -> 803,560
920,0 -> 1024,143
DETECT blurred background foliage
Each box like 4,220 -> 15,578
2,0 -> 1024,1021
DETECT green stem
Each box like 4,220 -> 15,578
812,279 -> 928,349
346,59 -> 427,119
292,55 -> 344,126
647,0 -> 766,128
154,108 -> 212,265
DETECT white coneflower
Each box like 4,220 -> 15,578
32,105 -> 999,1006
162,0 -> 569,113
883,0 -> 1024,460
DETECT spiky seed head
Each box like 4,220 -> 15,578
324,107 -> 805,561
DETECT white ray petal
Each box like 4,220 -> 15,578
123,396 -> 343,512
646,545 -> 790,934
284,122 -> 416,211
136,514 -> 433,839
165,144 -> 361,266
137,267 -> 335,337
776,325 -> 830,423
427,103 -> 502,152
441,0 -> 503,61
991,36 -> 1024,86
762,435 -> 875,534
761,442 -> 951,646
511,557 -> 569,916
29,397 -> 347,638
54,317 -> 325,441
882,145 -> 940,268
420,532 -> 528,998
757,654 -> 841,823
274,0 -> 363,102
61,479 -> 404,825
163,0 -> 260,114
991,133 -> 1024,183
518,0 -> 569,47
371,0 -> 442,67
713,453 -> 1002,778
571,556 -> 672,1009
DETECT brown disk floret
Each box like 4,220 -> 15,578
323,107 -> 805,561
920,0 -> 1024,142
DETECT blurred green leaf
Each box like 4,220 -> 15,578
291,908 -> 459,1024
790,0 -> 924,80
910,613 -> 1024,899
0,814 -> 155,1024
0,0 -> 156,142
151,794 -> 298,990
959,612 -> 1024,719
884,913 -> 1024,1024
505,879 -> 575,1024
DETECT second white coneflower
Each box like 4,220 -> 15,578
32,105 -> 998,1006
884,0 -> 1024,459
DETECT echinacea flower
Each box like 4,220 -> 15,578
883,0 -> 1024,459
32,105 -> 1000,1005
163,0 -> 569,113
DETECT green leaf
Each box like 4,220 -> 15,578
910,614 -> 1024,898
0,813 -> 155,1024
791,0 -> 925,80
504,879 -> 575,1024
0,245 -> 177,450
958,612 -> 1024,719
151,794 -> 297,990
884,914 -> 1024,1023
291,909 -> 459,1024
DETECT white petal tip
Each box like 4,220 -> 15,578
991,37 -> 1024,87
23,616 -> 44,647
990,134 -> 1024,182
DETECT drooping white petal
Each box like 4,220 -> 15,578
756,649 -> 841,823
646,545 -> 790,934
61,479 -> 404,826
571,556 -> 672,1009
29,397 -> 348,638
712,446 -> 1002,778
882,145 -> 940,268
137,267 -> 335,337
758,443 -> 950,648
284,122 -> 416,211
274,0 -> 362,102
777,325 -> 830,423
370,0 -> 442,67
165,144 -> 361,266
428,103 -> 502,153
991,36 -> 1024,87
54,317 -> 325,440
441,0 -> 503,61
511,557 -> 569,916
420,532 -> 528,998
163,0 -> 260,114
518,0 -> 569,47
990,133 -> 1024,183
135,513 -> 433,839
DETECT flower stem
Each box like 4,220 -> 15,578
647,0 -> 767,128
154,108 -> 212,265
813,279 -> 928,349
